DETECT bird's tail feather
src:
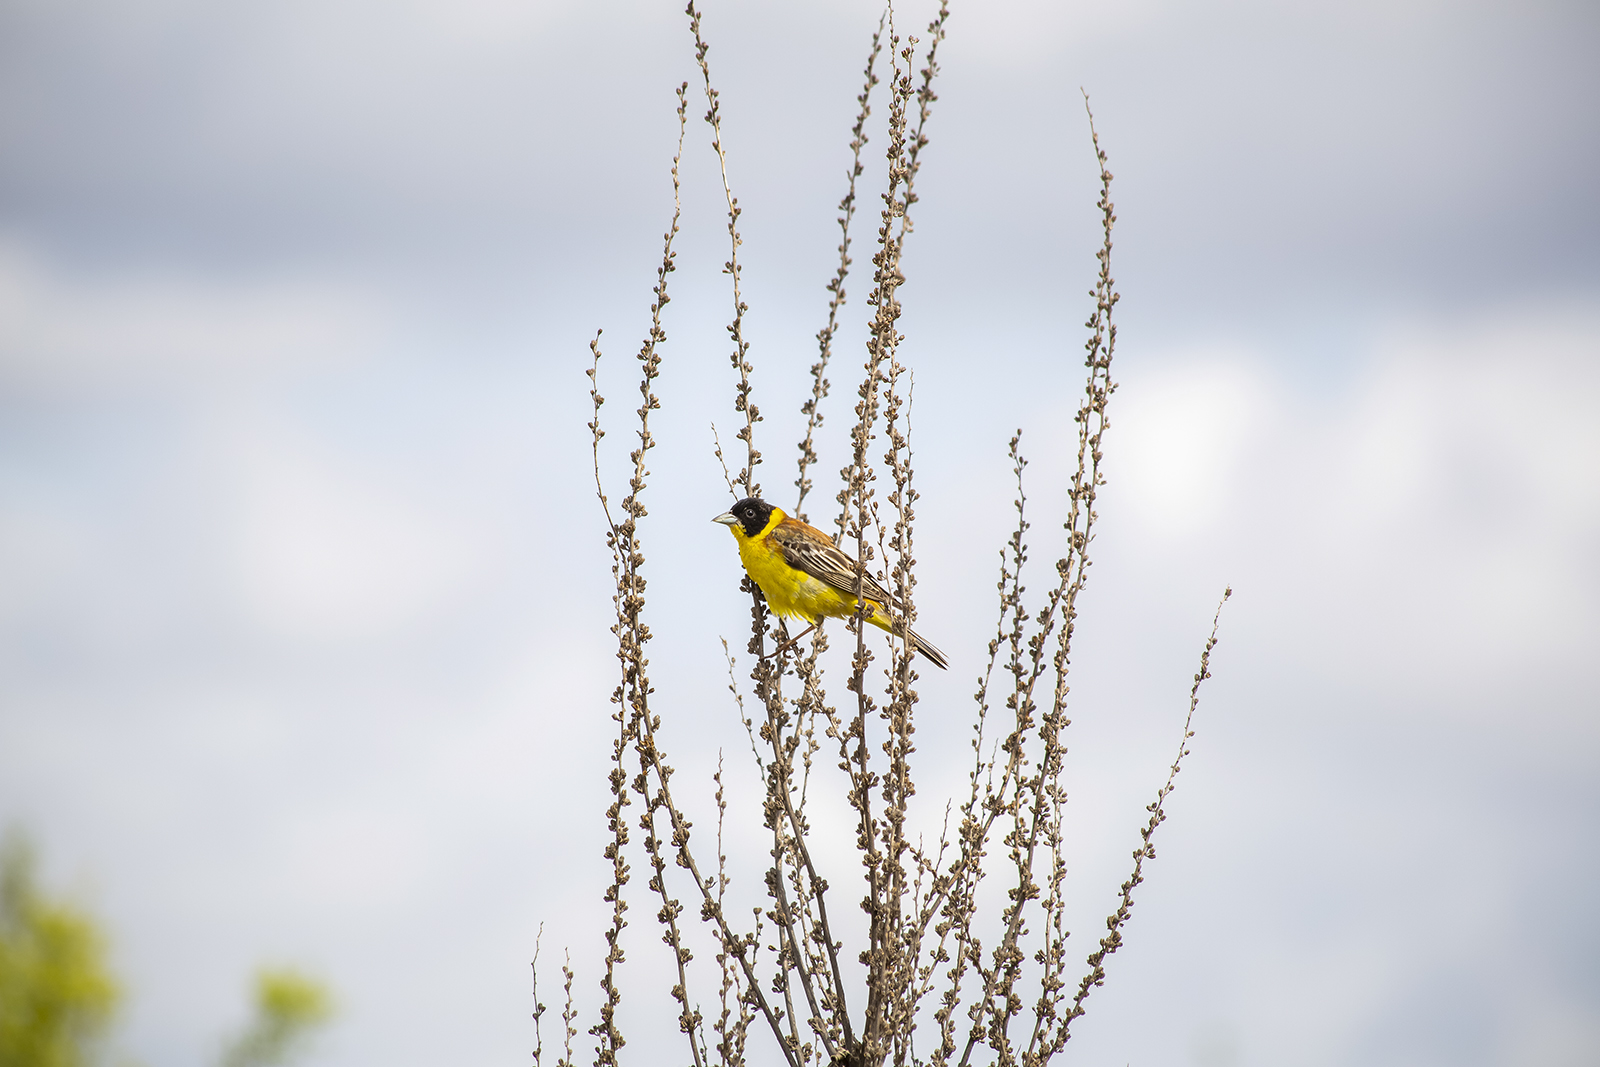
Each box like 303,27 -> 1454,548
866,606 -> 949,670
907,628 -> 949,670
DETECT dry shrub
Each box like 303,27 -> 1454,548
561,4 -> 1230,1065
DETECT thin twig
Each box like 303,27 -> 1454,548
796,11 -> 885,524
690,0 -> 761,499
532,926 -> 546,1067
1049,588 -> 1231,1053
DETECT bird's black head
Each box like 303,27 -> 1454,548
716,497 -> 775,538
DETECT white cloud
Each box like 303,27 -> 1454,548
1107,302 -> 1600,725
1116,351 -> 1275,540
225,422 -> 481,643
1306,307 -> 1600,667
0,497 -> 96,626
0,240 -> 384,389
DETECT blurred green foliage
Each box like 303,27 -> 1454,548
0,831 -> 120,1067
0,829 -> 333,1067
218,969 -> 334,1067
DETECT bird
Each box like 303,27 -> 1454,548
712,497 -> 948,670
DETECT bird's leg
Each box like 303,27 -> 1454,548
763,621 -> 818,662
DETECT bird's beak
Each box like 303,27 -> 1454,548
712,511 -> 738,526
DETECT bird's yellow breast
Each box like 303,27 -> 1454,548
728,509 -> 886,626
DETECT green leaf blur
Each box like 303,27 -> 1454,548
0,831 -> 119,1067
218,969 -> 334,1067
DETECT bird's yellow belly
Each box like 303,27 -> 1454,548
737,537 -> 885,626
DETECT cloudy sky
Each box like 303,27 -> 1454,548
1,1 -> 1596,1065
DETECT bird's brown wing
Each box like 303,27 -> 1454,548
769,518 -> 900,609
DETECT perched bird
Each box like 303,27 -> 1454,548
712,497 -> 948,669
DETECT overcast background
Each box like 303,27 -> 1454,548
1,1 -> 1597,1065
